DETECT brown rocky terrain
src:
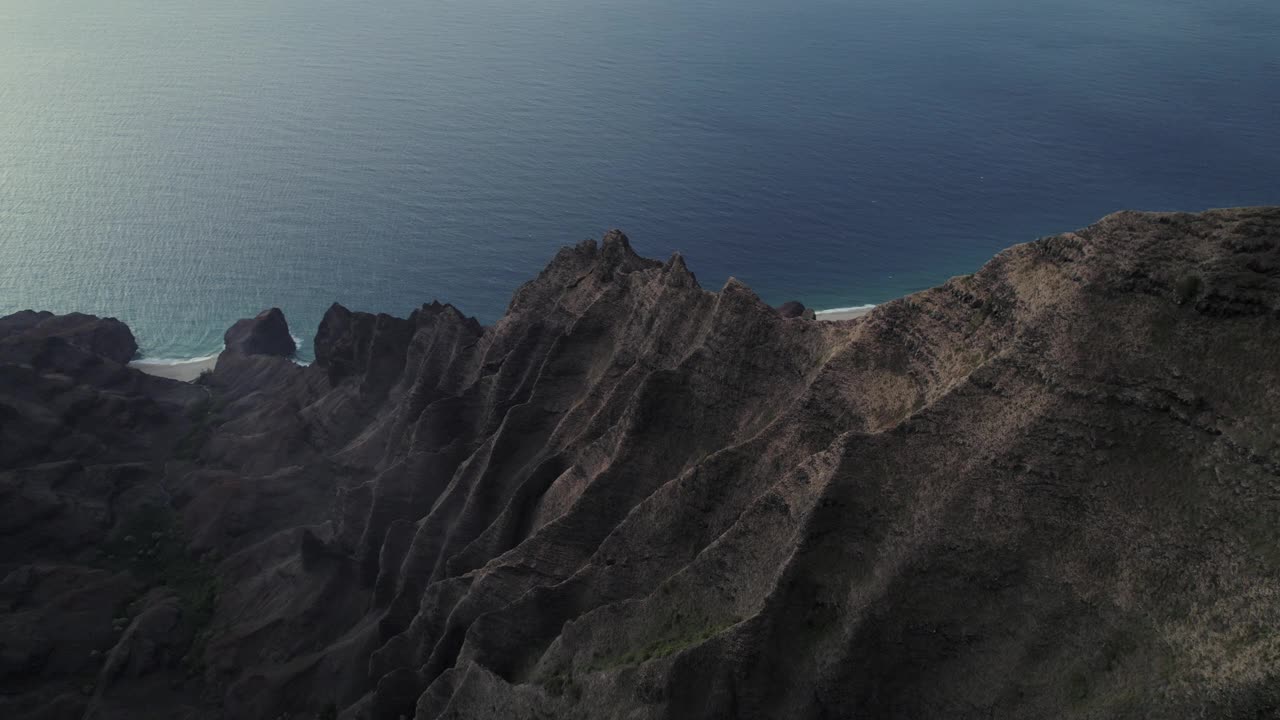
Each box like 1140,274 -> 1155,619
2,207 -> 1279,719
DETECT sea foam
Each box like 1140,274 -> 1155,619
814,304 -> 877,316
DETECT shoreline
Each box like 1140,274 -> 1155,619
129,351 -> 310,382
814,304 -> 876,322
129,354 -> 218,382
125,307 -> 868,383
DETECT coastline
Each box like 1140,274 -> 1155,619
815,303 -> 876,322
124,308 -> 867,383
129,354 -> 218,382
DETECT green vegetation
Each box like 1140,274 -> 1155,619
96,506 -> 219,664
537,615 -> 742,703
1175,274 -> 1202,305
174,390 -> 226,460
1067,669 -> 1090,702
586,615 -> 742,673
966,302 -> 994,333
542,671 -> 581,700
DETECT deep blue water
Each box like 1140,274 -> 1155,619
2,0 -> 1277,361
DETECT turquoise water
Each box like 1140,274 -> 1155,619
2,0 -> 1277,361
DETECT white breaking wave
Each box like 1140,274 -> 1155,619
131,333 -> 308,368
814,304 -> 877,316
130,351 -> 221,367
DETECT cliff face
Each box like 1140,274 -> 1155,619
2,209 -> 1279,720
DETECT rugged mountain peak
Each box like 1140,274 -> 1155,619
222,307 -> 295,357
598,228 -> 652,272
580,229 -> 663,285
599,227 -> 630,251
410,300 -> 481,335
314,302 -> 357,368
2,209 -> 1279,720
662,252 -> 698,287
501,230 -> 663,321
314,300 -> 482,397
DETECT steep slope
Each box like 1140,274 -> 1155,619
1,208 -> 1278,719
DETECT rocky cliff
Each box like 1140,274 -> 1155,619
2,208 -> 1279,719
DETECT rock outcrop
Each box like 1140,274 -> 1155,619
774,299 -> 808,318
773,300 -> 816,320
0,310 -> 138,364
2,209 -> 1279,720
223,308 -> 296,357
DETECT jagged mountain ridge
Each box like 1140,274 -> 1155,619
1,208 -> 1279,719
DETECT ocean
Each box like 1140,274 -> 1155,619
2,0 -> 1277,361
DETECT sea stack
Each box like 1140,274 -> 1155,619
222,307 -> 296,357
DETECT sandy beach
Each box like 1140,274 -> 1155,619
815,305 -> 875,322
129,355 -> 219,382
